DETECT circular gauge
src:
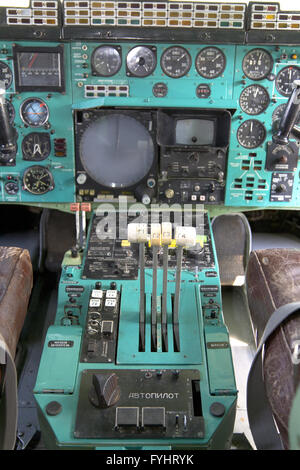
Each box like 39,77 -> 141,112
152,82 -> 168,97
79,113 -> 155,188
195,47 -> 226,79
272,103 -> 300,138
22,132 -> 51,161
237,119 -> 266,149
20,98 -> 49,127
126,46 -> 156,77
160,46 -> 191,78
91,45 -> 122,77
242,48 -> 273,80
239,84 -> 270,115
0,61 -> 13,89
5,99 -> 15,124
275,66 -> 300,96
23,165 -> 54,195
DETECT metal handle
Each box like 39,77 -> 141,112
273,79 -> 300,145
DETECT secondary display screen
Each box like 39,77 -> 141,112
175,119 -> 215,146
13,45 -> 65,92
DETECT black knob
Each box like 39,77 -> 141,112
89,373 -> 121,409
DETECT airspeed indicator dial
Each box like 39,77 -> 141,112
239,85 -> 269,115
242,48 -> 273,80
237,119 -> 266,149
195,47 -> 226,79
160,46 -> 191,78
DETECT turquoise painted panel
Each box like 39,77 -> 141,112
34,325 -> 82,394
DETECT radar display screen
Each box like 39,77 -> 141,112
13,45 -> 65,92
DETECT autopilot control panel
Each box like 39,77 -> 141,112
0,0 -> 300,208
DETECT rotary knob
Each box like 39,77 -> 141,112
89,373 -> 121,408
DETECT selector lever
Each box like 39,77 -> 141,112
266,80 -> 300,171
0,81 -> 17,164
89,373 -> 121,409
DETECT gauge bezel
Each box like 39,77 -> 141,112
275,65 -> 300,97
22,165 -> 54,195
126,45 -> 157,78
239,84 -> 270,115
160,46 -> 192,79
21,132 -> 51,161
242,48 -> 273,81
20,98 -> 50,128
13,44 -> 65,93
195,47 -> 226,79
0,61 -> 13,89
236,119 -> 266,149
91,45 -> 122,77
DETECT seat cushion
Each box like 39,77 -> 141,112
246,248 -> 300,449
0,246 -> 33,359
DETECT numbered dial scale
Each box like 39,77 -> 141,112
91,45 -> 122,77
23,165 -> 54,195
239,85 -> 269,115
0,61 -> 13,89
126,46 -> 156,77
275,66 -> 300,96
195,47 -> 226,79
237,119 -> 266,149
242,48 -> 273,80
160,46 -> 192,78
272,104 -> 300,139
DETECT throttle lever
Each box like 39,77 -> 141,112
273,80 -> 300,145
0,81 -> 17,163
266,79 -> 300,172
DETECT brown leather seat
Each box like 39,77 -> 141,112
246,248 -> 300,449
0,246 -> 33,391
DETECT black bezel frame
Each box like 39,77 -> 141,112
13,44 -> 65,93
91,45 -> 122,77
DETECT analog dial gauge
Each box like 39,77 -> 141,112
239,84 -> 270,115
160,46 -> 191,78
242,48 -> 273,80
195,47 -> 226,79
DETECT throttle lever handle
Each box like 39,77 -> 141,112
273,79 -> 300,145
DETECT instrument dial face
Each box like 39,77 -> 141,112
91,45 -> 122,77
5,99 -> 15,123
20,98 -> 49,127
275,66 -> 300,96
23,165 -> 54,195
242,48 -> 273,80
239,85 -> 270,115
195,47 -> 226,79
126,46 -> 156,77
22,132 -> 51,161
272,103 -> 300,139
160,46 -> 192,78
0,61 -> 13,89
237,119 -> 266,149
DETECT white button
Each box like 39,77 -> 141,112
105,299 -> 117,308
91,289 -> 103,298
199,195 -> 206,202
106,290 -> 117,299
191,195 -> 197,201
89,299 -> 101,308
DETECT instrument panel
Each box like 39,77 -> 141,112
0,38 -> 300,208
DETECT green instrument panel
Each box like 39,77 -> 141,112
0,39 -> 300,209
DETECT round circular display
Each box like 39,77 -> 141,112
272,103 -> 300,139
195,47 -> 226,79
23,165 -> 54,195
160,46 -> 191,78
5,99 -> 15,124
152,82 -> 168,97
237,119 -> 266,149
239,84 -> 270,115
126,46 -> 156,77
20,98 -> 49,127
79,114 -> 155,188
91,45 -> 122,77
242,48 -> 273,80
275,66 -> 300,96
22,132 -> 51,161
0,61 -> 13,89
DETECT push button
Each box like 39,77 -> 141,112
142,407 -> 166,429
